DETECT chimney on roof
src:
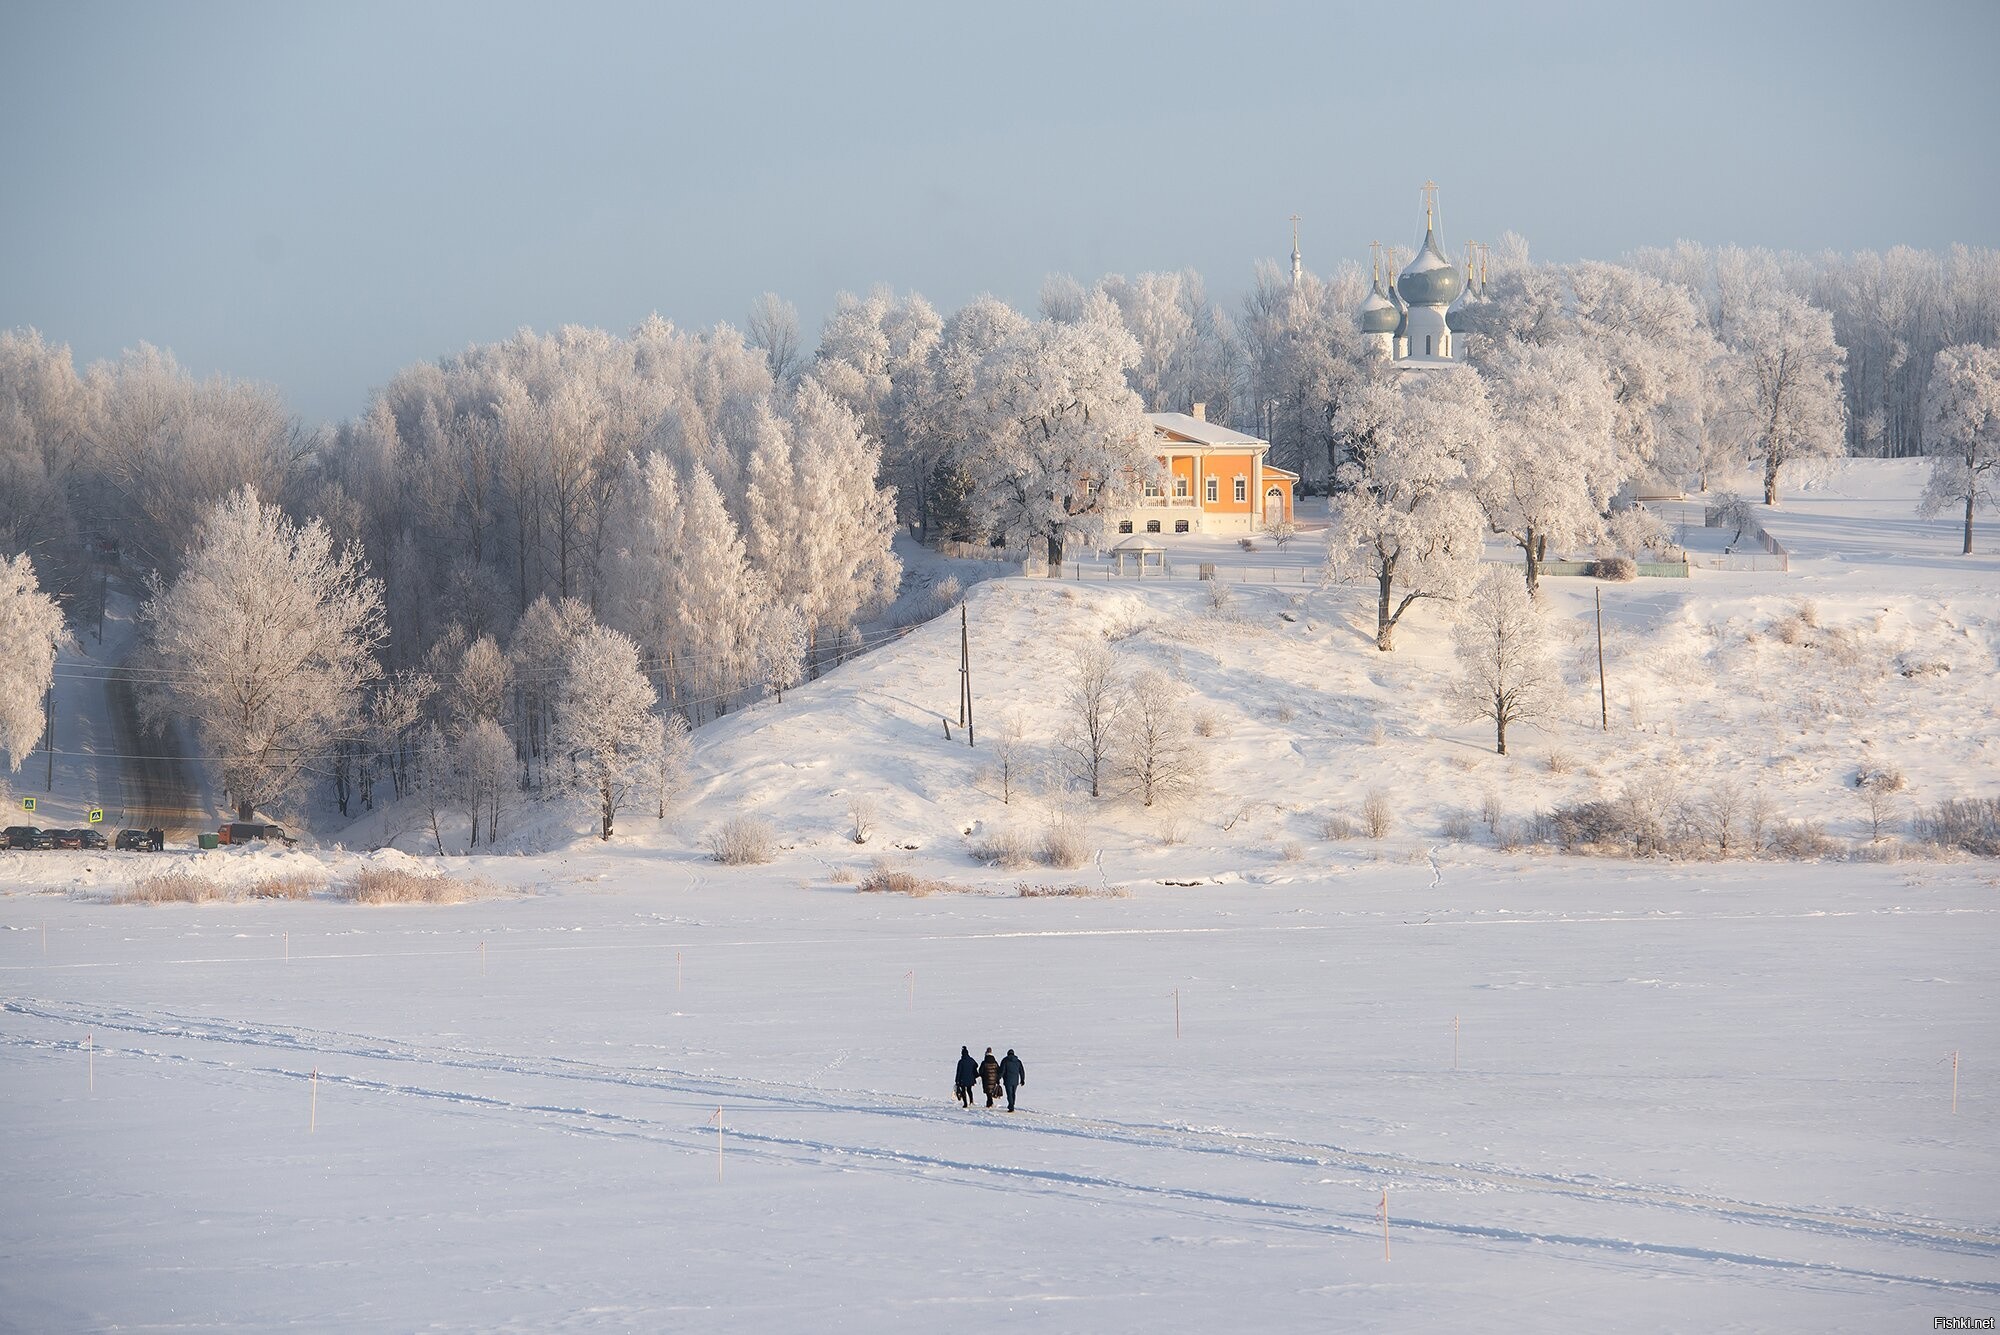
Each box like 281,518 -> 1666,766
1190,402 -> 1206,422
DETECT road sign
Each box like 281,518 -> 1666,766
88,809 -> 103,824
21,796 -> 34,812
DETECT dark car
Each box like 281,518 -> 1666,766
4,826 -> 53,851
115,828 -> 149,851
50,829 -> 84,850
76,828 -> 109,851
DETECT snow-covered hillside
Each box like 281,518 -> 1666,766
1,459 -> 1995,1332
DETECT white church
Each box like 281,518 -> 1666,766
1356,182 -> 1485,367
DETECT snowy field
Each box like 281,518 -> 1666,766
2,858 -> 1995,1332
3,459 -> 1998,1331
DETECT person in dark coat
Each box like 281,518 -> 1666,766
953,1046 -> 978,1108
149,827 -> 163,852
977,1047 -> 1002,1108
998,1049 -> 1026,1112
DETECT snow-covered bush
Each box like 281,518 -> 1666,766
340,867 -> 490,904
1438,809 -> 1475,841
1038,809 -> 1093,868
1913,797 -> 2000,856
970,825 -> 1034,869
1765,819 -> 1837,860
848,795 -> 877,844
247,873 -> 320,900
1361,790 -> 1393,839
116,870 -> 231,905
1592,555 -> 1637,581
1317,810 -> 1357,841
858,863 -> 951,897
706,817 -> 776,865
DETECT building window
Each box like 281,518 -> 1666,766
1206,477 -> 1218,504
1234,477 -> 1246,503
1426,335 -> 1433,356
1174,520 -> 1190,533
1118,520 -> 1133,534
1174,476 -> 1188,498
1143,481 -> 1162,499
1145,520 -> 1161,533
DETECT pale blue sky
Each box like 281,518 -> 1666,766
3,0 -> 1995,425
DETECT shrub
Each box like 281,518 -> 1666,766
706,816 -> 776,865
1361,790 -> 1393,839
857,864 -> 952,897
1318,810 -> 1357,840
1192,708 -> 1220,738
1913,797 -> 2000,856
970,825 -> 1034,869
1439,809 -> 1475,841
829,865 -> 858,885
1280,840 -> 1306,862
1592,555 -> 1637,581
116,870 -> 231,904
931,574 -> 962,616
848,795 -> 877,845
339,868 -> 488,904
1273,704 -> 1296,724
1205,580 -> 1233,614
1533,797 -> 1667,855
1039,810 -> 1093,868
1480,789 -> 1504,836
1545,751 -> 1576,775
1766,819 -> 1837,860
247,872 -> 321,900
1238,538 -> 1255,551
1015,882 -> 1128,899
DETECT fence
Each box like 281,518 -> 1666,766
1061,559 -> 1319,584
1697,505 -> 1791,572
1536,559 -> 1691,579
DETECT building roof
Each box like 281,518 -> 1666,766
1397,225 -> 1464,308
1260,463 -> 1300,480
1147,412 -> 1267,448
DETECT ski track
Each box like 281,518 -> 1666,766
6,994 -> 1997,1299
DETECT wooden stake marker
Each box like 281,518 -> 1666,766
480,941 -> 487,974
1173,988 -> 1181,1039
86,1032 -> 93,1094
283,932 -> 289,963
1381,1188 -> 1391,1261
905,970 -> 915,1011
1952,1049 -> 1960,1115
676,951 -> 683,994
710,1107 -> 724,1183
310,1067 -> 319,1134
1453,1015 -> 1459,1072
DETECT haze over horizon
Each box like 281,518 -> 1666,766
3,0 -> 1995,427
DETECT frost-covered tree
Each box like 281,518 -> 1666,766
450,634 -> 512,734
1918,343 -> 2000,554
966,298 -> 1152,567
1241,262 -> 1367,484
746,292 -> 802,387
1728,291 -> 1849,504
509,594 -> 595,785
1326,368 -> 1491,650
457,716 -> 516,847
552,625 -> 661,840
1115,669 -> 1204,808
1451,565 -> 1559,755
754,602 -> 808,702
1060,641 -> 1122,799
814,288 -> 941,530
145,487 -> 385,819
1476,341 -> 1618,594
0,553 -> 65,769
654,710 -> 692,819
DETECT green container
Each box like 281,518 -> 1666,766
198,832 -> 219,850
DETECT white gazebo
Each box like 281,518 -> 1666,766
1110,536 -> 1169,576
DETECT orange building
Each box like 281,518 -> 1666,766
1114,405 -> 1297,538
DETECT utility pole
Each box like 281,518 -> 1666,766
1595,588 -> 1608,731
44,683 -> 53,791
960,603 -> 974,747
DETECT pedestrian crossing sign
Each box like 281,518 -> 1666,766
21,797 -> 33,812
88,809 -> 103,824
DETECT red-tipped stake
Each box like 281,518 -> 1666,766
676,952 -> 683,994
1453,1014 -> 1459,1072
310,1067 -> 318,1134
86,1032 -> 93,1094
1381,1189 -> 1390,1261
710,1107 -> 724,1183
480,941 -> 486,974
1173,988 -> 1181,1039
283,932 -> 289,963
905,970 -> 915,1011
1953,1050 -> 1960,1115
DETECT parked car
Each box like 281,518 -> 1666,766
50,829 -> 84,850
115,828 -> 150,851
219,821 -> 294,846
76,828 -> 108,851
3,826 -> 53,850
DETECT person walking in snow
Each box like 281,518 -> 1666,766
977,1047 -> 1002,1108
999,1048 -> 1026,1112
954,1046 -> 978,1108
